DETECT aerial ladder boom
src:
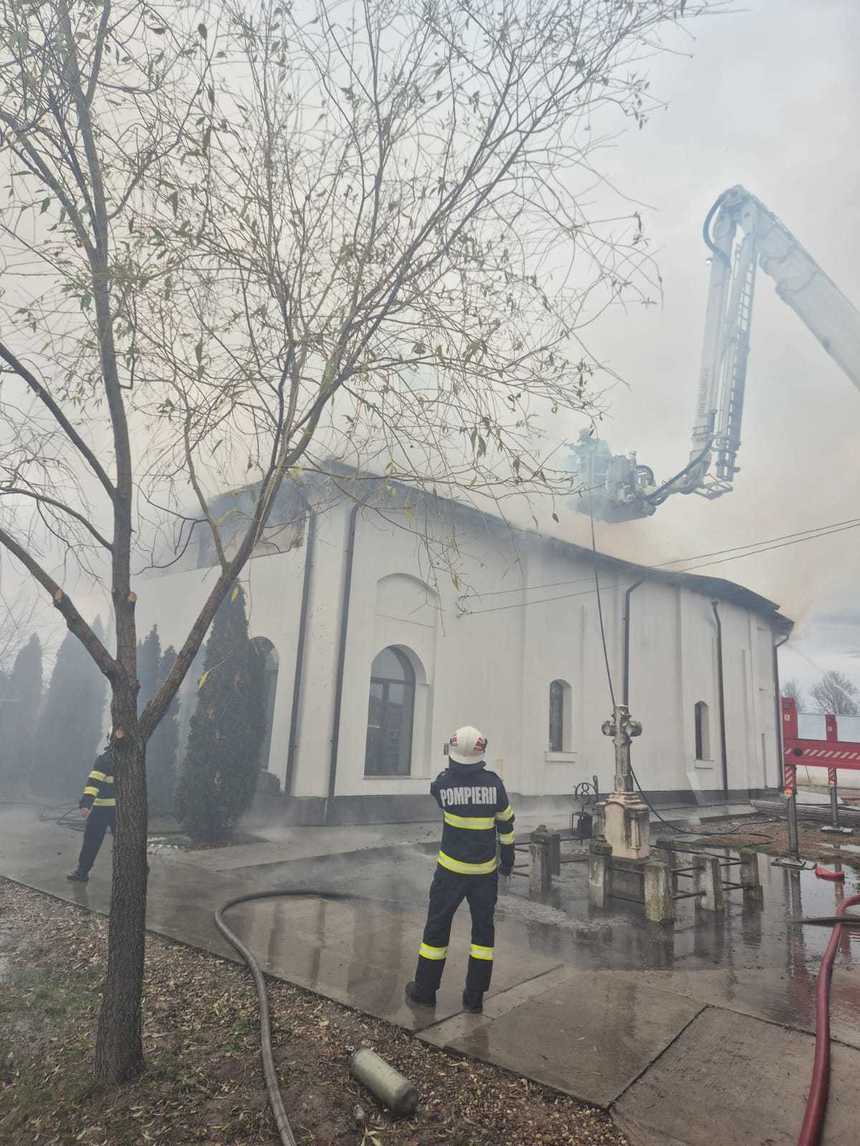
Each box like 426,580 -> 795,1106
739,190 -> 860,387
569,186 -> 860,520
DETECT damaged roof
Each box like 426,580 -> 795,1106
213,463 -> 794,632
543,532 -> 792,631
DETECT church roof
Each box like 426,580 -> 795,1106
213,463 -> 793,632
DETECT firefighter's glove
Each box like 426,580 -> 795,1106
500,864 -> 513,878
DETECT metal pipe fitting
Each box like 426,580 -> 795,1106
349,1048 -> 418,1117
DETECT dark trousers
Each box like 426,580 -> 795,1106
77,807 -> 115,875
414,866 -> 498,1002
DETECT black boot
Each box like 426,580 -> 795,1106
405,981 -> 436,1008
462,988 -> 483,1014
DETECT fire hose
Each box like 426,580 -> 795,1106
796,893 -> 860,1146
38,809 -> 407,1141
214,889 -> 355,1146
29,804 -> 411,1139
216,888 -> 422,1144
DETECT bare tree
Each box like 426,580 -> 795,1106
0,0 -> 717,1084
0,583 -> 40,675
781,678 -> 805,709
810,670 -> 860,716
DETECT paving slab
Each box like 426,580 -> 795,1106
613,1006 -> 860,1146
222,892 -> 563,1030
419,969 -> 705,1107
636,966 -> 860,1050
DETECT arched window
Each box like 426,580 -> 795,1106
694,701 -> 710,761
365,646 -> 416,776
251,637 -> 279,770
549,679 -> 571,752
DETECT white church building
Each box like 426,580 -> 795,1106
137,470 -> 792,824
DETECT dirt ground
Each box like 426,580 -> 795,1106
0,879 -> 627,1146
683,816 -> 860,863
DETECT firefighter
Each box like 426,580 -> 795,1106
406,726 -> 515,1014
66,745 -> 115,883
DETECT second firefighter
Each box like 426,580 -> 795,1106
67,745 -> 115,883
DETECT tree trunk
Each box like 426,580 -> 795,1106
94,691 -> 148,1084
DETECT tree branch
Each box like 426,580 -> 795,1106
85,0 -> 112,108
56,0 -> 137,676
0,525 -> 118,681
0,341 -> 116,498
0,486 -> 112,551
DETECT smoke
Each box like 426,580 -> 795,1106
4,0 -> 859,656
544,0 -> 860,629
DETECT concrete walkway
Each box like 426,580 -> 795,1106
2,806 -> 860,1144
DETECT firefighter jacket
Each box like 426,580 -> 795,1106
430,760 -> 516,875
80,750 -> 115,810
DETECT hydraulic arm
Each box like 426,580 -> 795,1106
570,186 -> 860,521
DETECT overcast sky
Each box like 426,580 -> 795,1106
3,0 -> 859,690
548,0 -> 860,691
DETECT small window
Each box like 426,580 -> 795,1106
549,679 -> 571,752
364,646 -> 416,776
694,701 -> 710,761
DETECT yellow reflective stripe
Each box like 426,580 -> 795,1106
495,805 -> 514,822
498,831 -> 515,845
89,770 -> 107,782
443,812 -> 496,830
83,786 -> 99,796
93,798 -> 116,807
470,944 -> 494,961
418,943 -> 448,961
437,851 -> 497,876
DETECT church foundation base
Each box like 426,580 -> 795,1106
259,788 -> 777,827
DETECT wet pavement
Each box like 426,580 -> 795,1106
614,1007 -> 860,1146
419,967 -> 704,1107
174,821 -> 443,871
2,806 -> 860,1143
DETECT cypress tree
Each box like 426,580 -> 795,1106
147,645 -> 180,816
176,587 -> 264,841
176,645 -> 205,762
32,621 -> 107,798
248,638 -> 267,766
137,626 -> 161,711
0,634 -> 43,793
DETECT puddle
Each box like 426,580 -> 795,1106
147,834 -> 193,852
495,844 -> 860,978
146,831 -> 269,853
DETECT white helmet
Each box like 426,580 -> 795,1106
448,726 -> 488,765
